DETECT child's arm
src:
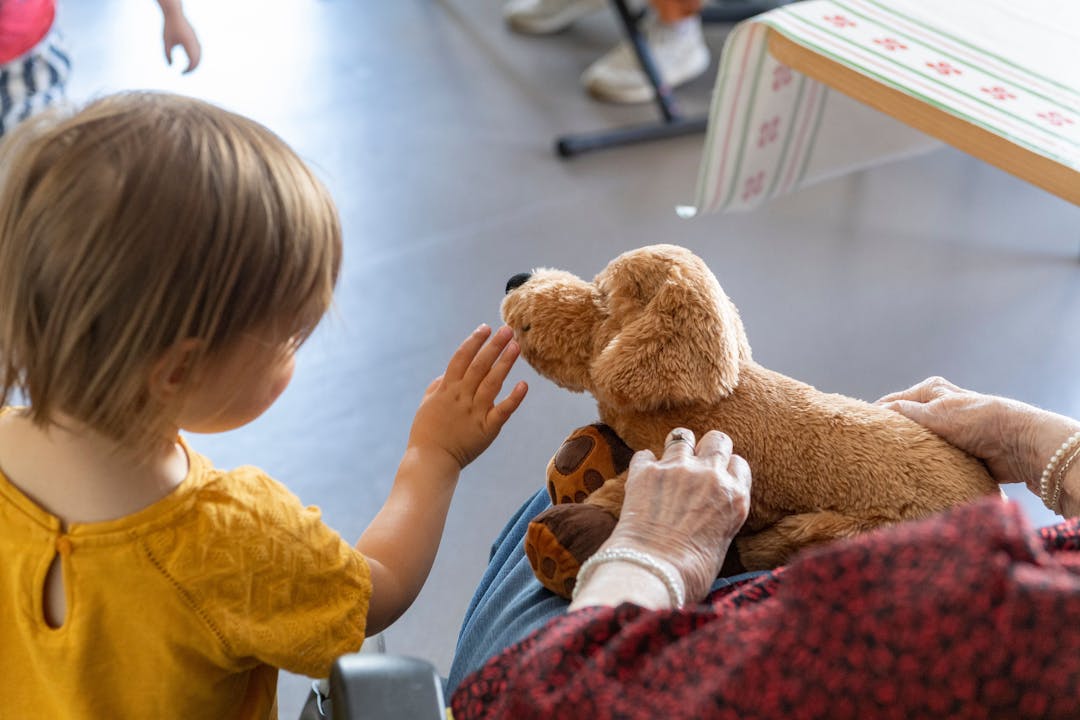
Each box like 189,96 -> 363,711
156,0 -> 201,73
358,325 -> 527,636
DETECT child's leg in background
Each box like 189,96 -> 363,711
0,30 -> 71,136
582,0 -> 710,103
651,0 -> 704,23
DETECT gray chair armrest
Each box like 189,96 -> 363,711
329,654 -> 446,720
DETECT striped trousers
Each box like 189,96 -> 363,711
0,29 -> 70,137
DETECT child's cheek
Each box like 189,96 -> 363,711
269,359 -> 296,401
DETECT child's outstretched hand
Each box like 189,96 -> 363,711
408,325 -> 528,470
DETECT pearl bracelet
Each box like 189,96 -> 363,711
1039,430 -> 1080,513
572,548 -> 686,609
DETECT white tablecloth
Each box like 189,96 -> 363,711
683,0 -> 1080,214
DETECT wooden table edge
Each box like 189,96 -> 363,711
766,28 -> 1079,206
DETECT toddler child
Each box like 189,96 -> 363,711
0,0 -> 201,135
0,91 -> 527,718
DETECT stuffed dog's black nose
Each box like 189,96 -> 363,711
505,272 -> 531,294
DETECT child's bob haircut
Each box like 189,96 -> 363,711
0,91 -> 342,446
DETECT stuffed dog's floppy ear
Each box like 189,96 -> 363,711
589,264 -> 750,413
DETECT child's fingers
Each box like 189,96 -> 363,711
423,375 -> 443,399
444,325 -> 492,380
462,326 -> 513,392
487,381 -> 528,427
475,340 -> 520,407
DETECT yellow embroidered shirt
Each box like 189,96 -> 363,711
0,439 -> 371,719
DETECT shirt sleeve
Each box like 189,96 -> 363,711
224,470 -> 372,677
452,499 -> 1080,719
147,467 -> 373,678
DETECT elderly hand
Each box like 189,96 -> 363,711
574,428 -> 751,608
877,377 -> 1080,505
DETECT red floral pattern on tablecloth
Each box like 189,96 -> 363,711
757,116 -> 780,147
926,60 -> 962,76
873,37 -> 907,51
742,171 -> 766,200
823,14 -> 855,28
772,65 -> 793,91
981,85 -> 1016,101
1038,111 -> 1074,126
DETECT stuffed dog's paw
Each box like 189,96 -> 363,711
546,424 -> 634,505
525,503 -> 618,598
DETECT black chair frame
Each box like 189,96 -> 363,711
555,0 -> 790,157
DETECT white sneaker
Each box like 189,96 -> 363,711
504,0 -> 607,35
581,17 -> 711,104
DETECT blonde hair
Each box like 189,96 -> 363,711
0,92 -> 342,446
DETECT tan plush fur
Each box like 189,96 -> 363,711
503,244 -> 1000,570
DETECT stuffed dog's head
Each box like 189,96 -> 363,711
502,244 -> 751,413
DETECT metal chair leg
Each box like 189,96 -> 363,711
554,0 -> 791,158
555,0 -> 691,158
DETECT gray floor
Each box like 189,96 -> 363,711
63,0 -> 1080,716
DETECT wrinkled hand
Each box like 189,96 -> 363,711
407,325 -> 527,471
877,376 -> 1077,494
607,428 -> 752,603
163,11 -> 201,73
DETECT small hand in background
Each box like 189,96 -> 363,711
408,325 -> 528,471
160,2 -> 201,73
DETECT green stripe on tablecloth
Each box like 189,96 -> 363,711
859,0 -> 1079,97
795,86 -> 829,186
763,19 -> 1078,169
833,0 -> 1080,114
766,73 -> 809,198
779,78 -> 823,194
695,19 -> 746,211
722,35 -> 771,207
779,12 -> 1079,149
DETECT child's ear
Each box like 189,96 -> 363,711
148,339 -> 205,402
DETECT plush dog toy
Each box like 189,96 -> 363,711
502,244 -> 1000,598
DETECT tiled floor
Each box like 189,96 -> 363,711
62,1 -> 1080,716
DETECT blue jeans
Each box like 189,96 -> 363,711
447,488 -> 766,695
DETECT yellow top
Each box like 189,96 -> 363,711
0,438 -> 371,719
